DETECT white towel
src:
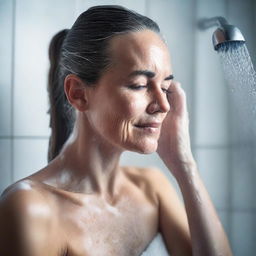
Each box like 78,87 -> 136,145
141,233 -> 170,256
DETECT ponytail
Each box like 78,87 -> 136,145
47,29 -> 74,162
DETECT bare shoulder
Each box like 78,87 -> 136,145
0,180 -> 63,256
122,165 -> 174,191
121,165 -> 174,205
0,179 -> 52,216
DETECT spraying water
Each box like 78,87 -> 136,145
217,42 -> 256,144
217,42 -> 256,101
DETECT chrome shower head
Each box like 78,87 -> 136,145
212,24 -> 245,50
198,16 -> 245,50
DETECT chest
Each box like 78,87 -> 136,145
61,194 -> 158,256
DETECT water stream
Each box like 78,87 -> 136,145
217,42 -> 256,145
217,42 -> 256,228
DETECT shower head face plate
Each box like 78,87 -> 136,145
212,25 -> 245,50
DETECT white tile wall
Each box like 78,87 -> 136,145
76,0 -> 146,17
13,0 -> 77,137
120,151 -> 164,169
195,148 -> 230,209
232,169 -> 254,210
195,0 -> 230,146
231,146 -> 254,209
13,139 -> 48,182
231,211 -> 255,256
254,1 -> 256,66
254,147 -> 256,210
0,139 -> 12,194
0,0 -> 13,136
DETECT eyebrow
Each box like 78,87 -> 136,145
128,70 -> 174,80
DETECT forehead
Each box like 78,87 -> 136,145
108,30 -> 172,76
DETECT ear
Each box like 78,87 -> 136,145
64,74 -> 89,111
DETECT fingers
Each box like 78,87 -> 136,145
168,81 -> 187,115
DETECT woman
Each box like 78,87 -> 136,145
0,5 -> 232,256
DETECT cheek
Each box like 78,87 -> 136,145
89,94 -> 146,136
88,90 -> 154,151
115,95 -> 149,143
125,96 -> 145,118
107,91 -> 147,123
110,95 -> 146,135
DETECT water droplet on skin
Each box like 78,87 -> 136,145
16,181 -> 32,191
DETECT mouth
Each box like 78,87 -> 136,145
134,122 -> 161,133
134,122 -> 161,128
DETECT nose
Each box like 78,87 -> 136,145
146,88 -> 170,114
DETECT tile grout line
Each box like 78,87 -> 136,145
251,0 -> 256,251
216,207 -> 256,212
251,0 -> 256,246
0,136 -> 49,139
190,0 -> 198,158
144,0 -> 149,16
192,0 -> 202,171
226,0 -> 233,245
10,0 -> 16,183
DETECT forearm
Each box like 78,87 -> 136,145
172,160 -> 232,256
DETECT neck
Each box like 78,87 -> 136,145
49,115 -> 124,198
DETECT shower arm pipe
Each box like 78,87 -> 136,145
198,16 -> 229,30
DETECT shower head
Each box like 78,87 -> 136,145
212,25 -> 245,50
198,16 -> 245,50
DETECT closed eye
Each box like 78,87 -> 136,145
128,84 -> 147,90
161,88 -> 172,94
128,84 -> 171,95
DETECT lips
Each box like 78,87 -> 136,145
134,122 -> 161,128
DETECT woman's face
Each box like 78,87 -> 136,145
86,29 -> 173,154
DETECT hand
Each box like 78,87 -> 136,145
157,81 -> 195,177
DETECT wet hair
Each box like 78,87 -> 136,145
47,5 -> 161,162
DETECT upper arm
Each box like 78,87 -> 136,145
0,182 -> 59,256
149,168 -> 192,256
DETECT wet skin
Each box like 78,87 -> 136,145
0,30 -> 192,256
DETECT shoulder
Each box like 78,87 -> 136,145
0,179 -> 53,234
0,180 -> 61,255
0,179 -> 52,217
121,165 -> 162,187
122,165 -> 164,179
122,165 -> 175,205
133,166 -> 184,214
123,166 -> 174,191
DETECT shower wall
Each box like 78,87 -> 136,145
0,0 -> 255,255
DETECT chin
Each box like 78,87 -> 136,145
128,139 -> 158,154
136,148 -> 156,154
